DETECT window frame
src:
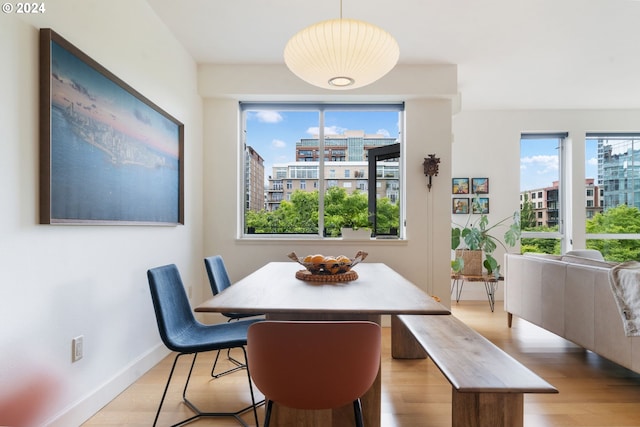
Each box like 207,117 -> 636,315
240,102 -> 405,239
584,133 -> 640,258
520,133 -> 568,253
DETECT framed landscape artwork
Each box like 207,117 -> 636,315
452,178 -> 470,194
452,198 -> 470,214
39,29 -> 184,225
472,177 -> 489,194
473,197 -> 490,214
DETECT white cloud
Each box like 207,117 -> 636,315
254,110 -> 283,123
306,126 -> 343,136
520,154 -> 559,190
377,128 -> 391,137
521,154 -> 558,174
272,139 -> 286,149
588,157 -> 598,166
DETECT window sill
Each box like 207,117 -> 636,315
237,236 -> 408,245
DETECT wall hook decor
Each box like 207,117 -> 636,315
422,154 -> 440,191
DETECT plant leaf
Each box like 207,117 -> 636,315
451,227 -> 461,250
451,257 -> 464,273
484,255 -> 498,274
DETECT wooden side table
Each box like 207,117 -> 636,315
450,273 -> 504,312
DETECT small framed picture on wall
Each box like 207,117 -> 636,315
453,198 -> 470,214
473,197 -> 490,214
472,178 -> 489,194
452,178 -> 470,194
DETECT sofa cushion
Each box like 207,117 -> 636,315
565,249 -> 605,260
560,254 -> 617,269
523,252 -> 563,261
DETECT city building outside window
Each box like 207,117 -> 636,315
585,134 -> 640,261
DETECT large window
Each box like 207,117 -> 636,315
519,133 -> 567,254
241,103 -> 404,238
585,134 -> 640,261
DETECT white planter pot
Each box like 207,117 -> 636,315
341,227 -> 372,240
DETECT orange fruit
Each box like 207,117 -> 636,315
303,255 -> 313,263
310,254 -> 325,264
336,255 -> 351,263
326,263 -> 341,274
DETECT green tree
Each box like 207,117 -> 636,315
586,204 -> 640,261
521,235 -> 560,255
245,190 -> 318,234
519,221 -> 560,255
374,197 -> 400,235
324,187 -> 369,232
520,193 -> 536,229
277,190 -> 319,233
246,186 -> 399,237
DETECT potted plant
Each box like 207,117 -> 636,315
451,195 -> 521,277
323,187 -> 372,238
340,211 -> 372,240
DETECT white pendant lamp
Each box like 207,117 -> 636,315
284,2 -> 399,90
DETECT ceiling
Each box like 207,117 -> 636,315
146,0 -> 640,110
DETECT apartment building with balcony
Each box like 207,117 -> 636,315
265,161 -> 399,212
265,130 -> 399,211
520,179 -> 602,227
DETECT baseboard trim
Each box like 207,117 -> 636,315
46,344 -> 170,427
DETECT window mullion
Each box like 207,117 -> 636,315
317,111 -> 325,236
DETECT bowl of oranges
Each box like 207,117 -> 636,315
288,251 -> 367,275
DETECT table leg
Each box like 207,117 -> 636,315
391,315 -> 428,359
483,280 -> 496,312
451,278 -> 464,302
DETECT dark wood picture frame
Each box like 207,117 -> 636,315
39,28 -> 184,225
452,178 -> 470,194
452,197 -> 470,214
472,177 -> 489,194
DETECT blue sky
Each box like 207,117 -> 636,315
245,109 -> 400,181
520,138 -> 598,191
246,113 -> 601,191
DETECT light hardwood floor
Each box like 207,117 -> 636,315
82,302 -> 640,427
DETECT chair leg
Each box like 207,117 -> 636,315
153,352 -> 200,427
155,350 -> 262,427
241,346 -> 262,427
211,347 -> 247,378
353,398 -> 364,427
263,400 -> 274,427
211,318 -> 248,378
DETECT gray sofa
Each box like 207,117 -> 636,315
504,252 -> 640,374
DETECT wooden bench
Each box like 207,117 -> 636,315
393,314 -> 558,427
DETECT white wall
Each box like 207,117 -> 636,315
452,109 -> 640,300
0,2 -> 203,425
198,64 -> 457,321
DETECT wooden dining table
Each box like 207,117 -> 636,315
195,261 -> 450,427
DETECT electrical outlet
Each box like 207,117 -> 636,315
72,336 -> 84,362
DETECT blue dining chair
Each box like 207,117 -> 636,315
147,264 -> 262,427
204,255 -> 263,378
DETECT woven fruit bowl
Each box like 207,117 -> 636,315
287,251 -> 368,275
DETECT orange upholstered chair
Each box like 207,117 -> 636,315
247,321 -> 381,427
